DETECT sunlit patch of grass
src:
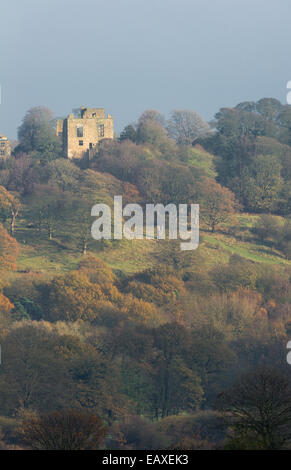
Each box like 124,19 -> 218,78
8,210 -> 290,286
204,233 -> 289,265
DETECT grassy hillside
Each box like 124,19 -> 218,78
9,213 -> 290,289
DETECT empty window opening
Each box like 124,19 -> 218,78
98,124 -> 104,137
77,125 -> 83,138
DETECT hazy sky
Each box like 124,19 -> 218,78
1,0 -> 291,138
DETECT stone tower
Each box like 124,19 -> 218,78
57,107 -> 114,159
0,135 -> 11,158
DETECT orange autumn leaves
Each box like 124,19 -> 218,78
38,257 -> 161,325
0,223 -> 18,271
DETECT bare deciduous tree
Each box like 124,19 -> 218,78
167,110 -> 211,145
217,367 -> 291,449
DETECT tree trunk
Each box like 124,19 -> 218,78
11,213 -> 16,237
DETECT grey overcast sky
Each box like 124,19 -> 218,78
1,0 -> 291,138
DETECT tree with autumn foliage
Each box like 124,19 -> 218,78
0,223 -> 18,270
17,409 -> 106,450
37,272 -> 105,322
201,179 -> 236,232
0,186 -> 21,237
0,291 -> 14,328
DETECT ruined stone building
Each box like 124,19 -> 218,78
56,107 -> 114,159
0,135 -> 11,158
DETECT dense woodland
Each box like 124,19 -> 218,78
0,99 -> 291,449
